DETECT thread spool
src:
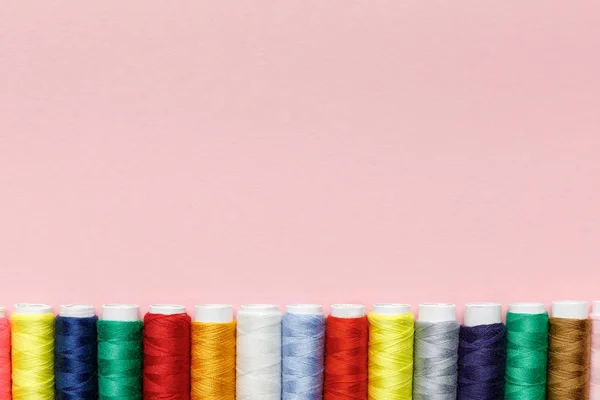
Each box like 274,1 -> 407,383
367,303 -> 414,400
0,307 -> 10,399
144,304 -> 191,400
591,301 -> 600,400
547,300 -> 591,400
282,304 -> 326,400
98,304 -> 143,400
55,304 -> 98,400
324,304 -> 368,400
458,303 -> 506,400
504,302 -> 548,400
237,304 -> 282,399
11,303 -> 55,400
413,303 -> 459,400
191,304 -> 236,400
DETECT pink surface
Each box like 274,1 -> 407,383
1,1 -> 600,318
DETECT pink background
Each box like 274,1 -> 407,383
1,1 -> 599,318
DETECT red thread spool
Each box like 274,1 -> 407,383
144,305 -> 192,400
324,305 -> 368,400
0,310 -> 10,400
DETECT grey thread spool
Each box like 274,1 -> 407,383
413,303 -> 460,400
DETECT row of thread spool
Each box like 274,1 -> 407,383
0,300 -> 599,399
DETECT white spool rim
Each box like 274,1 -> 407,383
372,303 -> 411,315
14,303 -> 52,314
240,304 -> 280,313
102,304 -> 140,321
592,300 -> 600,316
508,302 -> 546,314
286,304 -> 323,315
59,304 -> 95,318
418,303 -> 456,322
148,304 -> 186,315
0,306 -> 5,319
194,304 -> 234,322
464,302 -> 502,326
331,304 -> 366,318
552,300 -> 588,319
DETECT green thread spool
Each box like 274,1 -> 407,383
504,303 -> 549,400
98,304 -> 143,400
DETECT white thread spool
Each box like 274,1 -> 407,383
237,304 -> 282,400
14,303 -> 53,314
59,304 -> 95,318
552,300 -> 589,319
149,304 -> 187,315
418,303 -> 456,322
102,304 -> 140,321
508,302 -> 546,314
593,301 -> 600,316
0,307 -> 5,319
194,304 -> 234,322
331,304 -> 366,318
464,303 -> 502,326
286,304 -> 323,315
372,303 -> 411,316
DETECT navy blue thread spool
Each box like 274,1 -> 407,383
457,303 -> 506,400
55,304 -> 98,400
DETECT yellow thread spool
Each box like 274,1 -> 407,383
368,304 -> 415,400
191,304 -> 236,400
11,303 -> 55,400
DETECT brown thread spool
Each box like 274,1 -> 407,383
547,301 -> 591,400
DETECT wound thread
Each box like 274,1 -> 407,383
591,314 -> 600,399
324,315 -> 369,400
191,320 -> 236,400
97,319 -> 143,400
457,323 -> 506,400
143,312 -> 192,399
547,317 -> 591,400
413,320 -> 459,400
0,316 -> 10,399
367,311 -> 414,400
55,314 -> 98,399
11,310 -> 55,400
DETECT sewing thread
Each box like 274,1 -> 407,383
282,311 -> 326,400
236,305 -> 282,400
547,317 -> 591,400
143,312 -> 192,399
11,310 -> 55,400
457,323 -> 506,400
97,319 -> 143,400
413,320 -> 459,400
504,311 -> 548,400
367,311 -> 414,400
591,314 -> 600,399
191,320 -> 236,400
0,315 -> 10,399
55,314 -> 98,399
324,315 -> 369,400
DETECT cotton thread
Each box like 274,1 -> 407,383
457,323 -> 506,400
97,319 -> 143,400
591,314 -> 600,399
55,315 -> 98,399
236,305 -> 282,400
282,311 -> 326,400
191,320 -> 236,400
504,311 -> 548,400
413,320 -> 459,400
0,315 -> 10,399
324,315 -> 369,400
367,312 -> 414,400
547,317 -> 591,400
11,311 -> 55,400
143,312 -> 192,400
